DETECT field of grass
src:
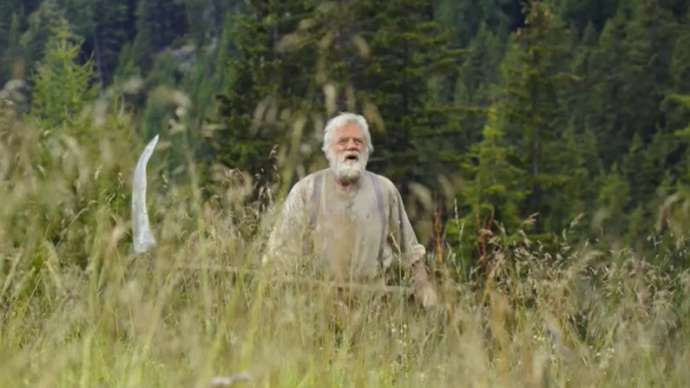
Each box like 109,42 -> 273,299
1,101 -> 689,388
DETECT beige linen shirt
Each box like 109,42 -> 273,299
263,168 -> 425,282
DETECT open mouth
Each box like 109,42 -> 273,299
344,154 -> 359,162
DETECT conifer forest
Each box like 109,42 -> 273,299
2,0 -> 690,386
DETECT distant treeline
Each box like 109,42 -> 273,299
3,0 -> 690,274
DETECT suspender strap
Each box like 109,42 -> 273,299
368,172 -> 387,259
310,171 -> 323,227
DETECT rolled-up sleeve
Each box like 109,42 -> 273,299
387,182 -> 426,269
262,178 -> 312,268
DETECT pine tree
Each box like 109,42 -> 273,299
593,163 -> 631,241
340,0 -> 464,195
544,121 -> 599,233
548,0 -> 619,34
560,21 -> 597,134
18,0 -> 65,67
56,0 -> 96,40
207,0 -> 463,205
627,0 -> 677,142
130,0 -> 189,72
454,22 -> 507,150
30,18 -> 99,130
435,0 -> 516,47
0,13 -> 24,83
0,0 -> 23,55
446,104 -> 527,278
88,0 -> 134,85
624,133 -> 677,208
205,1 -> 319,200
497,2 -> 573,233
589,2 -> 677,166
467,105 -> 528,230
661,8 -> 690,137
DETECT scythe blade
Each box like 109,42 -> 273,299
132,134 -> 159,254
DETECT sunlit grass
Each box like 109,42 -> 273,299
1,97 -> 689,388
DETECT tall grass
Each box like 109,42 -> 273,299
0,95 -> 689,388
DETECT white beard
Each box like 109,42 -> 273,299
327,149 -> 368,183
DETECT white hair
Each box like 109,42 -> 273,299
321,112 -> 374,154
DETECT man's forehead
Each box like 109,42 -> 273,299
334,123 -> 364,138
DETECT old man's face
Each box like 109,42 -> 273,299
327,122 -> 368,182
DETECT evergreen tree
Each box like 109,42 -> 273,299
130,0 -> 189,72
435,0 -> 516,47
459,105 -> 527,238
589,2 -> 676,165
453,22 -> 507,150
0,0 -> 23,55
587,10 -> 634,166
30,18 -> 99,130
88,0 -> 134,85
561,21 -> 597,135
56,0 -> 96,40
545,121 -> 599,233
627,0 -> 677,142
344,0 -> 463,196
661,7 -> 690,137
18,0 -> 65,68
621,132 -> 677,211
593,163 -> 631,241
497,2 -> 573,233
0,13 -> 24,83
206,1 -> 319,200
548,0 -> 619,34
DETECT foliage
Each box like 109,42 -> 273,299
3,82 -> 690,385
2,0 -> 690,274
1,104 -> 689,384
1,2 -> 690,384
30,18 -> 99,129
1,0 -> 689,285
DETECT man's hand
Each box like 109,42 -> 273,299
410,257 -> 438,308
415,282 -> 438,308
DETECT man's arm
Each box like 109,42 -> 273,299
388,184 -> 438,307
262,179 -> 311,271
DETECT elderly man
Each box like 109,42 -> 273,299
263,112 -> 438,309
